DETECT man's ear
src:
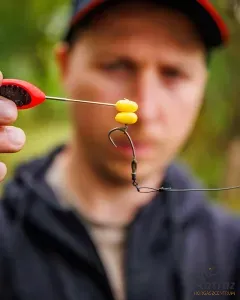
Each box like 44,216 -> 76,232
54,42 -> 70,80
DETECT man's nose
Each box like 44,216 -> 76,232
134,69 -> 164,123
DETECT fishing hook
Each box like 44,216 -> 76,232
108,126 -> 240,193
108,125 -> 139,190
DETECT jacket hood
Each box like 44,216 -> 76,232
0,145 -> 213,298
1,146 -> 239,300
1,144 -> 209,228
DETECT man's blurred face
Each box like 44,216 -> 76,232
56,2 -> 208,185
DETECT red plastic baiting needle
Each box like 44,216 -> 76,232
0,79 -> 115,110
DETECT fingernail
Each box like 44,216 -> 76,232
6,127 -> 25,146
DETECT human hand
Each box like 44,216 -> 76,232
0,71 -> 26,181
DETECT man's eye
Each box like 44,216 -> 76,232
162,67 -> 182,78
100,61 -> 134,72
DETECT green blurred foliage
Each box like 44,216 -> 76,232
0,0 -> 71,171
0,0 -> 239,212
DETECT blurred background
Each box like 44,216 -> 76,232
0,0 -> 239,212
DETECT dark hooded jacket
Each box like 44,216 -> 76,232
0,146 -> 239,300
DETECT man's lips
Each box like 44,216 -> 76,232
111,141 -> 155,157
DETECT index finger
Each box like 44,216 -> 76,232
0,71 -> 3,85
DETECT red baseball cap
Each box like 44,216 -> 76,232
64,0 -> 229,49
